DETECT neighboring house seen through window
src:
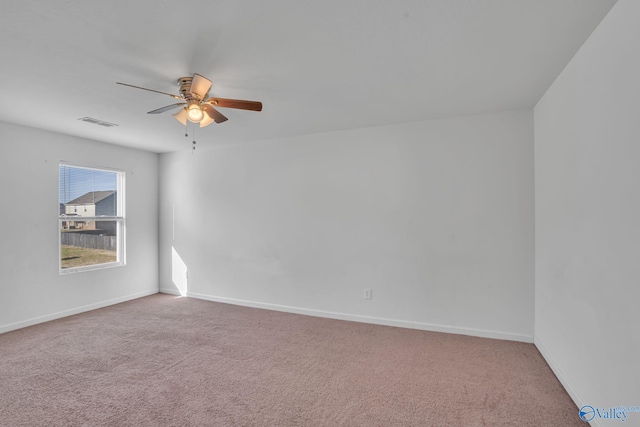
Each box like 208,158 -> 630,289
59,163 -> 125,272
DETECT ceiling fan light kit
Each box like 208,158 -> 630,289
187,101 -> 205,123
172,108 -> 189,126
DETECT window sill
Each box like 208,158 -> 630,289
59,261 -> 125,275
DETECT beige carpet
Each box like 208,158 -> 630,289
0,294 -> 582,426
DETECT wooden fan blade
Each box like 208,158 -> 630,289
147,103 -> 186,114
190,73 -> 212,100
206,97 -> 262,111
116,82 -> 182,99
202,104 -> 228,124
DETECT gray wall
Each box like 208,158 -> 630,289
0,122 -> 159,332
534,0 -> 640,418
159,110 -> 535,342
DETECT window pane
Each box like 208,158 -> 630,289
59,164 -> 124,272
60,221 -> 119,269
59,166 -> 118,217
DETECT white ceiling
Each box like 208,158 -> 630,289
0,0 -> 617,153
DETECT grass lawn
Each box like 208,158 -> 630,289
61,245 -> 117,269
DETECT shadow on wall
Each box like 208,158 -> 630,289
172,247 -> 188,296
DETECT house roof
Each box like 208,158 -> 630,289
66,191 -> 115,206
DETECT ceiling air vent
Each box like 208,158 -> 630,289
78,117 -> 118,127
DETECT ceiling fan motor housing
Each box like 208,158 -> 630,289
178,77 -> 199,101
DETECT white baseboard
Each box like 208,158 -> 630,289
186,291 -> 533,343
534,336 -> 600,427
0,289 -> 158,335
159,287 -> 182,296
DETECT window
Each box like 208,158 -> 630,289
59,163 -> 125,273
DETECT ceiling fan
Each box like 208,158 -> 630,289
116,73 -> 262,127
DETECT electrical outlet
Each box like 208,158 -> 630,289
364,288 -> 372,300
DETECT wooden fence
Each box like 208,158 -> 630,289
61,232 -> 116,251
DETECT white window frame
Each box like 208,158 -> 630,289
58,162 -> 126,274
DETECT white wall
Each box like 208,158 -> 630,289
0,122 -> 159,333
534,0 -> 640,417
160,110 -> 534,341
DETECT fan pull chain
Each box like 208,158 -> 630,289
192,126 -> 196,153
